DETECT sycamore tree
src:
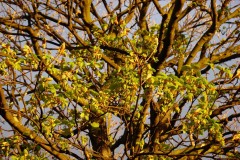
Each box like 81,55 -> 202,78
0,0 -> 240,159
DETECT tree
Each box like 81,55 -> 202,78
0,0 -> 239,159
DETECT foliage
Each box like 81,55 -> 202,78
0,0 -> 240,159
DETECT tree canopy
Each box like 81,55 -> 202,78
0,0 -> 240,159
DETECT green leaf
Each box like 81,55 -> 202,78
81,135 -> 88,145
91,122 -> 99,128
11,156 -> 18,160
182,65 -> 191,71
